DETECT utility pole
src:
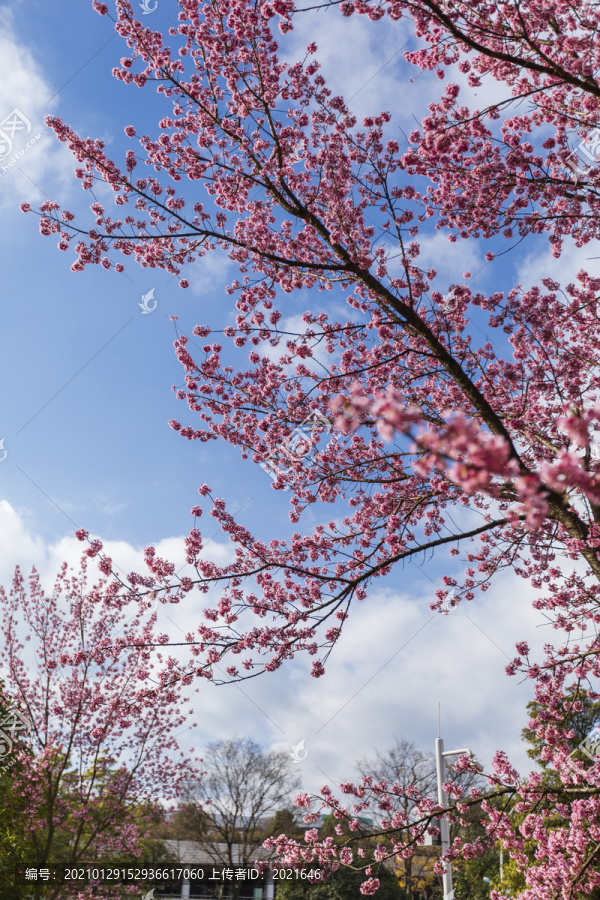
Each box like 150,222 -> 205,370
436,704 -> 475,900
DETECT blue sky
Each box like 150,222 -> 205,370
0,0 -> 592,807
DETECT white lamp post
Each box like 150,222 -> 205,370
435,716 -> 475,900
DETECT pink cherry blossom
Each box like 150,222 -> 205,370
21,0 -> 600,893
0,559 -> 196,898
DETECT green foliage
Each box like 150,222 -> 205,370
451,845 -> 511,900
447,794 -> 517,900
276,861 -> 407,900
0,684 -> 34,900
318,815 -> 342,841
522,684 -> 600,771
153,802 -> 212,842
0,773 -> 30,900
511,685 -> 600,893
267,809 -> 305,840
90,803 -> 179,870
455,689 -> 600,900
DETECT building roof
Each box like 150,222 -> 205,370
164,840 -> 273,866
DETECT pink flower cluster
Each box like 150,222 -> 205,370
21,0 -> 600,893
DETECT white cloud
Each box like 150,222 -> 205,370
0,500 -> 48,588
280,12 -> 414,125
278,7 -> 512,155
0,498 -> 564,805
257,312 -> 338,380
0,10 -> 75,209
394,229 -> 483,292
0,497 -> 232,619
263,573 -> 547,797
515,235 -> 598,292
186,249 -> 238,301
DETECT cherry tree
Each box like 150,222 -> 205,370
0,559 -> 195,899
20,0 -> 600,895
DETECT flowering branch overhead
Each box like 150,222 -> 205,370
21,0 -> 600,894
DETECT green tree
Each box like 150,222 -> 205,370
0,680 -> 34,900
0,768 -> 30,900
454,688 -> 600,900
266,809 -> 306,842
522,685 -> 600,771
276,859 -> 406,900
506,686 -> 600,898
157,801 -> 213,843
449,795 -> 517,900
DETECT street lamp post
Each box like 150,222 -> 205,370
435,725 -> 474,900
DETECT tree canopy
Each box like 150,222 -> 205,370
21,0 -> 600,895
